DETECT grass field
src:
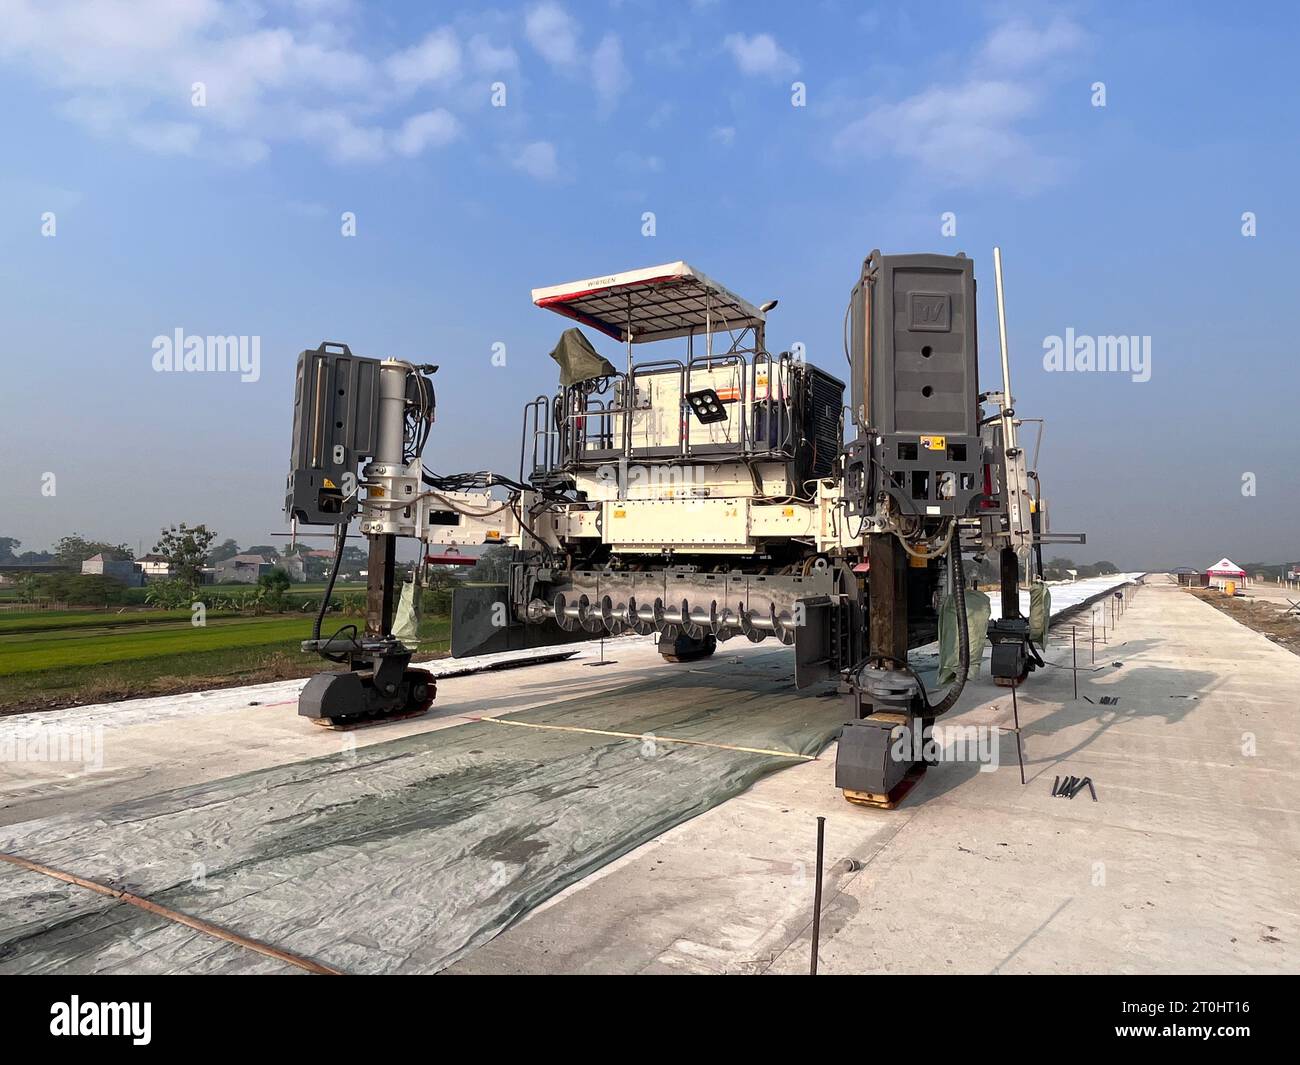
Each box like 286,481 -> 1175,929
0,606 -> 451,714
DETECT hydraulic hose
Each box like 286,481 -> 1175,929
851,525 -> 971,719
920,540 -> 972,717
313,523 -> 347,643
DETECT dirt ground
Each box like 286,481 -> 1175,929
1187,587 -> 1300,656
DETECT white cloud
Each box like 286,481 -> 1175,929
723,32 -> 799,79
226,138 -> 269,165
522,7 -> 629,115
295,108 -> 387,163
512,140 -> 561,181
525,2 -> 579,68
710,125 -> 736,147
391,108 -> 460,157
835,80 -> 1050,189
469,34 -> 518,74
591,33 -> 628,115
127,119 -> 202,155
981,16 -> 1086,70
0,0 -> 490,164
386,27 -> 461,90
616,150 -> 662,173
833,16 -> 1085,192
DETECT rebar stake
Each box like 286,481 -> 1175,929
1011,685 -> 1025,785
811,816 -> 825,976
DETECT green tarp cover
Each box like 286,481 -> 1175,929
548,328 -> 616,386
937,588 -> 992,687
0,653 -> 840,974
1029,582 -> 1052,645
393,576 -> 422,647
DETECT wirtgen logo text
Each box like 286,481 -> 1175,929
50,997 -> 151,1045
151,329 -> 261,382
1042,329 -> 1151,383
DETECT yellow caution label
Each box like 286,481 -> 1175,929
921,435 -> 946,451
368,486 -> 386,498
783,507 -> 795,517
485,529 -> 501,540
613,509 -> 626,518
323,477 -> 337,489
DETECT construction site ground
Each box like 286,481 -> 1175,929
1189,584 -> 1300,657
0,577 -> 1294,974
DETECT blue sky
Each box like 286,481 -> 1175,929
1,0 -> 1296,567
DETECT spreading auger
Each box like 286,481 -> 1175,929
283,250 -> 1083,805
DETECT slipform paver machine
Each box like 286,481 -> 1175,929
284,249 -> 1081,805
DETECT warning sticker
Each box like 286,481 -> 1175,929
921,435 -> 946,451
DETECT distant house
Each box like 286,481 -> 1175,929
214,554 -> 275,584
135,553 -> 176,580
281,555 -> 306,582
1287,563 -> 1300,581
81,553 -> 144,587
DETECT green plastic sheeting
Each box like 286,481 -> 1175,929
548,328 -> 616,387
0,653 -> 841,974
937,588 -> 992,686
1029,582 -> 1052,645
393,576 -> 422,647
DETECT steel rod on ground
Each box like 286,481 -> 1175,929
1011,685 -> 1025,785
1072,626 -> 1078,700
811,816 -> 825,976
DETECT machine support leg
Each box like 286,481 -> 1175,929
990,546 -> 1032,686
836,534 -> 923,807
1000,546 -> 1019,618
868,533 -> 909,670
366,534 -> 397,637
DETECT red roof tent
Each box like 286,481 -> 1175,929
530,261 -> 766,344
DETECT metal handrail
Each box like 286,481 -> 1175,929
685,352 -> 745,458
542,349 -> 802,472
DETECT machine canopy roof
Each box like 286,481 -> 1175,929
531,261 -> 765,344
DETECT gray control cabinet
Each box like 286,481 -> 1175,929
849,252 -> 983,517
285,342 -> 382,526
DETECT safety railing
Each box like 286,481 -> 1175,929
523,350 -> 801,483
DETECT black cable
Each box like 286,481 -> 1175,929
312,523 -> 347,644
909,542 -> 969,716
318,622 -> 360,664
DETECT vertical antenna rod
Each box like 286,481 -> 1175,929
992,246 -> 1019,455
